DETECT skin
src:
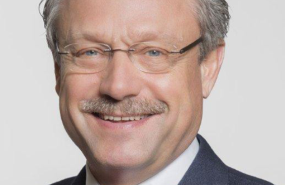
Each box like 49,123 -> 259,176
54,0 -> 225,184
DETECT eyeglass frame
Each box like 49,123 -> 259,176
56,36 -> 203,73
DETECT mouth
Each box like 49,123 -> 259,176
90,113 -> 154,129
93,113 -> 151,122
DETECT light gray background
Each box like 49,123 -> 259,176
0,0 -> 284,184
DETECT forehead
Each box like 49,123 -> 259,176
58,0 -> 199,44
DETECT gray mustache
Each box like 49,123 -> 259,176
80,97 -> 168,116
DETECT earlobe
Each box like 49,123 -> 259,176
201,42 -> 225,99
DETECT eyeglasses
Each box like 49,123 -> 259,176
57,37 -> 203,74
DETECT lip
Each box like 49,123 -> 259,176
87,113 -> 154,130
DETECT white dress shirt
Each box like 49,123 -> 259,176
86,137 -> 199,185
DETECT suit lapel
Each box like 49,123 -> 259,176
71,166 -> 86,185
178,134 -> 228,185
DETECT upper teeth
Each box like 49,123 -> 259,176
99,115 -> 147,121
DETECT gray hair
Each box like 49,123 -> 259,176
39,0 -> 230,64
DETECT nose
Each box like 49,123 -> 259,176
99,52 -> 142,101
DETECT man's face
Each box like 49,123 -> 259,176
56,0 -> 212,174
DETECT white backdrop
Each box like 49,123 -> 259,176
0,0 -> 284,184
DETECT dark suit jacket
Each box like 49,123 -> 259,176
51,134 -> 273,185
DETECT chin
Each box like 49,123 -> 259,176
85,143 -> 154,170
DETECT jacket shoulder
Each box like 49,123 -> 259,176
228,167 -> 273,185
50,177 -> 76,185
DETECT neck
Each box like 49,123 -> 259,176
87,163 -> 159,185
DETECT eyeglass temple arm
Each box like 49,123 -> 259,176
56,43 -> 69,55
58,52 -> 69,55
171,37 -> 203,54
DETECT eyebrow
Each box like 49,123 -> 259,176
64,31 -> 107,44
64,30 -> 182,46
128,30 -> 180,43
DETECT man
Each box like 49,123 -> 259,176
40,0 -> 273,184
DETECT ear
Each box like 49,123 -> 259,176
200,42 -> 225,99
54,61 -> 61,96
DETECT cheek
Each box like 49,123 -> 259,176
58,73 -> 101,145
142,61 -> 203,135
59,73 -> 103,129
60,73 -> 101,103
138,63 -> 203,158
144,64 -> 202,112
177,62 -> 203,122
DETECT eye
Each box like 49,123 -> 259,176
147,50 -> 161,57
85,50 -> 98,56
75,49 -> 101,58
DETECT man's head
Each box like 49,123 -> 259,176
41,0 -> 229,182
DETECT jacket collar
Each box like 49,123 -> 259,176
178,134 -> 228,185
71,166 -> 86,185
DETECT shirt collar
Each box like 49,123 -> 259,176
86,163 -> 100,185
86,137 -> 199,185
